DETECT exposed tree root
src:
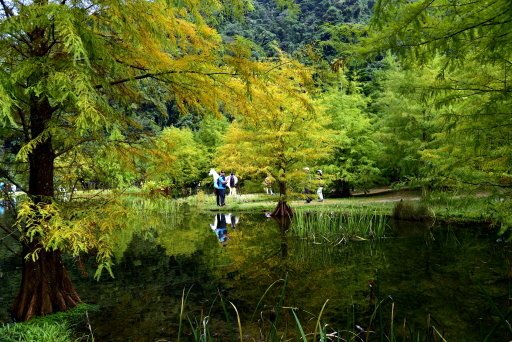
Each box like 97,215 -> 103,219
271,200 -> 293,218
13,244 -> 81,321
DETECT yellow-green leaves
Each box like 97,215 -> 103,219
16,197 -> 131,280
217,57 -> 334,198
145,126 -> 208,186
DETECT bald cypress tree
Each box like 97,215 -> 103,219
0,0 -> 293,320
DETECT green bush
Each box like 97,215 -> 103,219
392,200 -> 432,221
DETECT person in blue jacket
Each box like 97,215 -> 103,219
216,170 -> 227,206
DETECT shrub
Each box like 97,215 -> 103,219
392,200 -> 432,221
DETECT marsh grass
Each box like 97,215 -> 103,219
0,303 -> 97,342
0,322 -> 73,342
176,279 -> 451,342
292,208 -> 390,244
424,192 -> 505,223
123,196 -> 182,215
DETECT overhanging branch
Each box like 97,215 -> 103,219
96,69 -> 239,89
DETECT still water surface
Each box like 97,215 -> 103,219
1,209 -> 511,341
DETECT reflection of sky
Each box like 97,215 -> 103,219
0,206 -> 4,216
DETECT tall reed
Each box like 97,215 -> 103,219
171,274 -> 456,342
292,209 -> 389,244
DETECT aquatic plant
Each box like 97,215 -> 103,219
123,196 -> 182,216
292,208 -> 389,244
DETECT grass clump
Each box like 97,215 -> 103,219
0,322 -> 73,342
0,303 -> 97,342
292,208 -> 389,244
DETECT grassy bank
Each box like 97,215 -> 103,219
0,304 -> 97,342
180,191 -> 397,215
180,189 -> 503,227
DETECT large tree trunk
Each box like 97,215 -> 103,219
271,200 -> 293,218
13,98 -> 81,321
13,244 -> 81,321
271,182 -> 293,217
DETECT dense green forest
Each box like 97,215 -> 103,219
0,0 -> 511,330
219,0 -> 374,56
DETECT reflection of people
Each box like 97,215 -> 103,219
316,169 -> 324,202
210,213 -> 229,246
210,213 -> 239,246
216,171 -> 227,206
216,214 -> 228,244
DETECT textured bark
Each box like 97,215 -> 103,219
271,181 -> 293,217
12,96 -> 81,321
13,244 -> 81,321
271,200 -> 293,218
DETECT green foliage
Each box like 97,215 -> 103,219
364,0 -> 511,66
219,0 -> 374,56
392,200 -> 432,221
145,126 -> 208,186
16,196 -> 135,279
194,114 -> 230,156
0,303 -> 97,342
363,1 -> 512,181
318,81 -> 382,190
371,55 -> 439,183
358,0 -> 512,229
0,322 -> 73,342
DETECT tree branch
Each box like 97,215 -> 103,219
0,0 -> 13,17
95,70 -> 238,89
0,222 -> 20,244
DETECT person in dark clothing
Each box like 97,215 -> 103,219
216,170 -> 227,206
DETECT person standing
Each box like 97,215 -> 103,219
316,169 -> 324,202
263,175 -> 274,195
216,170 -> 227,206
228,172 -> 238,196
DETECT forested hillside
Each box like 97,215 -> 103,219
219,0 -> 374,55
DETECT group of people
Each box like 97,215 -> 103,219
213,170 -> 238,206
210,213 -> 239,246
211,167 -> 324,205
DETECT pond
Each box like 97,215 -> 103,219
1,207 -> 511,341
